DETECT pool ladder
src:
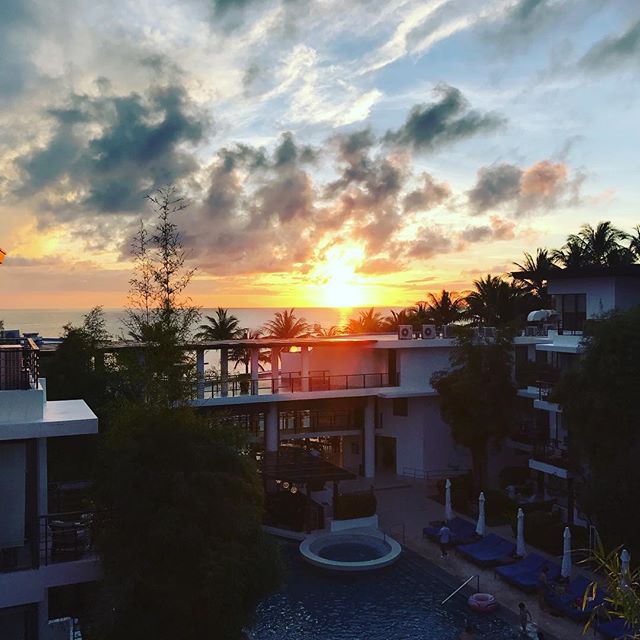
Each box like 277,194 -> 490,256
441,574 -> 481,605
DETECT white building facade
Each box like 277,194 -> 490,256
0,340 -> 99,640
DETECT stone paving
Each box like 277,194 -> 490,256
343,474 -> 594,640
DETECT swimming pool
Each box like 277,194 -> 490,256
249,544 -> 523,639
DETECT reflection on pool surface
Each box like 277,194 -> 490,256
318,542 -> 385,562
249,544 -> 521,640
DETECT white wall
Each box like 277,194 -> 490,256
397,347 -> 452,390
307,346 -> 386,377
376,397 -> 470,475
548,277 -> 616,318
614,277 -> 640,310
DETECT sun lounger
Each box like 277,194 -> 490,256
495,553 -> 560,592
457,533 -> 516,567
598,617 -> 637,639
422,517 -> 477,546
544,575 -> 604,622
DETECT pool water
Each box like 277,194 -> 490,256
249,544 -> 523,640
318,542 -> 385,562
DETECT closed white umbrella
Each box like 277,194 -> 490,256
445,479 -> 453,522
561,526 -> 572,579
475,492 -> 486,537
621,549 -> 631,586
516,508 -> 526,557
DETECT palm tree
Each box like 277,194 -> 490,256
424,290 -> 465,326
554,222 -> 632,268
312,324 -> 342,337
513,248 -> 558,305
195,308 -> 242,393
232,329 -> 268,374
382,308 -> 412,331
345,308 -> 385,334
629,225 -> 640,261
262,309 -> 310,338
464,275 -> 530,327
195,307 -> 242,341
552,238 -> 587,269
407,302 -> 432,329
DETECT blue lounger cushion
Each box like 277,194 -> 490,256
422,517 -> 477,546
544,576 -> 604,622
457,533 -> 516,567
495,554 -> 560,593
598,618 -> 637,639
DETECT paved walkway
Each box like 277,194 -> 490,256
342,474 -> 592,640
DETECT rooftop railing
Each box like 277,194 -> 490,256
0,337 -> 40,391
199,371 -> 397,399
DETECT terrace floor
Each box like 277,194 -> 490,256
342,473 -> 591,640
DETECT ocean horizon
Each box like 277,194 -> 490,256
0,307 -> 396,339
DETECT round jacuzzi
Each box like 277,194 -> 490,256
300,531 -> 402,572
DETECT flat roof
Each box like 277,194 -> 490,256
261,448 -> 356,484
98,336 -> 381,351
512,265 -> 640,280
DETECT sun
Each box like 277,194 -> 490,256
312,245 -> 367,307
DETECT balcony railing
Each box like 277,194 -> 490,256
40,511 -> 96,565
198,371 -> 397,399
0,337 -> 39,391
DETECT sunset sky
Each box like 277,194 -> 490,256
1,0 -> 639,309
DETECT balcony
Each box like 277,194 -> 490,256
529,441 -> 577,479
40,511 -> 96,566
0,338 -> 39,391
197,371 -> 397,400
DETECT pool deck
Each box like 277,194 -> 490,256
341,474 -> 593,640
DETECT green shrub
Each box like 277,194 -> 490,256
484,489 -> 517,526
334,491 -> 377,520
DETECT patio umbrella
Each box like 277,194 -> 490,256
445,479 -> 453,522
561,526 -> 572,579
516,508 -> 526,557
621,549 -> 631,586
475,492 -> 486,537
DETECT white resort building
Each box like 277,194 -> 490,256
0,338 -> 98,640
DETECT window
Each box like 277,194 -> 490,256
392,398 -> 408,417
552,293 -> 587,332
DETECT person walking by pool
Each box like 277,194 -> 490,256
459,623 -> 476,639
537,565 -> 550,611
438,521 -> 451,558
518,602 -> 532,635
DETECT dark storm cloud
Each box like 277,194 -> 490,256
0,0 -> 37,103
467,160 -> 579,216
384,84 -> 505,153
579,19 -> 640,70
403,172 -> 451,213
17,83 -> 208,214
467,164 -> 522,214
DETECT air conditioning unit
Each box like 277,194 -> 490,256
482,326 -> 496,339
397,325 -> 413,340
525,326 -> 537,337
421,324 -> 436,339
442,325 -> 457,339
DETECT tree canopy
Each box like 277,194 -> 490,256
430,327 -> 517,490
553,306 -> 640,550
93,404 -> 282,640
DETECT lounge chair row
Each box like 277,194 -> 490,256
423,520 -> 635,638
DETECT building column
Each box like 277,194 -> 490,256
364,397 -> 375,478
301,346 -> 309,392
265,404 -> 279,452
220,347 -> 229,397
37,593 -> 49,640
196,349 -> 205,400
250,348 -> 260,395
270,348 -> 279,394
